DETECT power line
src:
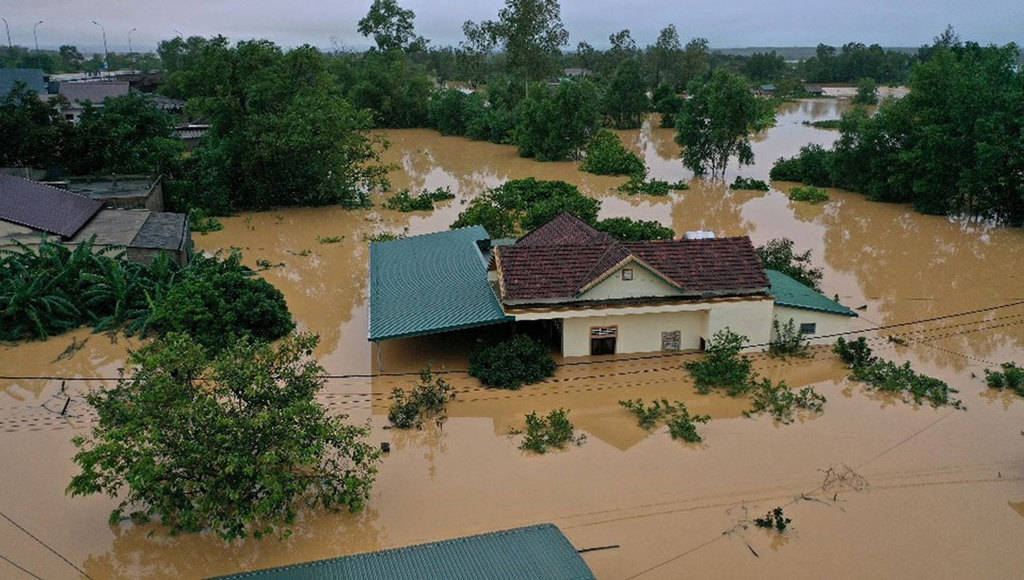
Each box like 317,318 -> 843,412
0,553 -> 42,580
0,511 -> 93,580
0,299 -> 1021,384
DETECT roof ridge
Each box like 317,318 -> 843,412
575,242 -> 631,294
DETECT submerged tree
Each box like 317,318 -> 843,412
675,69 -> 760,176
68,333 -> 380,541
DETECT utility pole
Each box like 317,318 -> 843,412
128,27 -> 136,68
33,20 -> 43,52
1,17 -> 12,52
91,20 -> 108,70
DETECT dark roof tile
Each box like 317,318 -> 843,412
0,174 -> 104,238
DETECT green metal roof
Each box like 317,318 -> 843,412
369,226 -> 510,341
210,524 -> 595,580
766,269 -> 858,317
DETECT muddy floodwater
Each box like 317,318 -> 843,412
2,98 -> 1023,579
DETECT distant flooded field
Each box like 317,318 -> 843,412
2,99 -> 1023,579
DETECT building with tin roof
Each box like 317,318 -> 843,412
369,213 -> 855,358
212,523 -> 594,580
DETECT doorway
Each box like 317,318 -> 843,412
590,326 -> 617,355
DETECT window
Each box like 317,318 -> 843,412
799,323 -> 817,335
661,331 -> 681,351
621,268 -> 633,281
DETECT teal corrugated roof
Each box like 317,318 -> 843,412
767,269 -> 857,317
211,524 -> 595,580
369,226 -> 510,341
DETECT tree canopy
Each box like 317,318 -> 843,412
675,69 -> 760,176
465,0 -> 569,86
358,0 -> 425,52
68,332 -> 380,541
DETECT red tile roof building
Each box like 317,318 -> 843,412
495,213 -> 769,304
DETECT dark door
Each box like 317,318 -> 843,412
590,326 -> 617,355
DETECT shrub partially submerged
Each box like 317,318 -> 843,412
452,178 -> 599,238
383,187 -> 455,212
769,319 -> 811,359
834,337 -> 964,409
388,368 -> 456,429
984,362 -> 1023,396
469,335 -> 556,390
516,409 -> 586,453
754,507 -> 792,532
745,379 -> 826,424
617,175 -> 689,196
619,398 -> 711,442
580,130 -> 645,176
684,329 -> 756,396
789,185 -> 830,203
730,176 -> 770,191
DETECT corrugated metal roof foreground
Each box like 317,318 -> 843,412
0,174 -> 104,238
767,269 -> 858,317
211,524 -> 594,580
369,226 -> 510,341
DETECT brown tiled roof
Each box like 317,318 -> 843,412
0,174 -> 104,238
497,236 -> 768,301
515,212 -> 614,247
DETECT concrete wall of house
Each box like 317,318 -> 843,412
579,264 -> 681,301
773,306 -> 853,345
706,298 -> 775,348
561,309 -> 708,357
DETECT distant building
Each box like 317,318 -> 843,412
563,67 -> 591,78
0,174 -> 191,265
173,123 -> 210,149
60,176 -> 165,211
55,81 -> 131,122
148,94 -> 185,114
803,84 -> 824,96
0,68 -> 47,98
755,84 -> 778,96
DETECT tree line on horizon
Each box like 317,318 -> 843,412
1,0 -> 1021,224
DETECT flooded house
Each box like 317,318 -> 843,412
53,81 -> 130,122
369,213 -> 855,358
0,173 -> 192,265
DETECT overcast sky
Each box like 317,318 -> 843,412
3,0 -> 1022,54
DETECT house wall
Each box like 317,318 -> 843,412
561,309 -> 708,357
773,306 -> 853,345
579,264 -> 681,301
706,298 -> 775,348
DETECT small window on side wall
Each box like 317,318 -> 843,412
799,323 -> 817,335
621,268 -> 633,281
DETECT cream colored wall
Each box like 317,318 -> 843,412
773,306 -> 854,345
561,309 -> 708,357
579,264 -> 681,301
706,298 -> 775,349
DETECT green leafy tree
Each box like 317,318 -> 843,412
603,58 -> 649,129
465,0 -> 569,92
65,93 -> 183,175
680,37 -> 711,88
652,83 -> 684,128
755,238 -> 824,291
594,217 -> 674,241
357,0 -> 424,52
604,29 -> 638,75
684,329 -> 755,396
180,41 -> 390,210
676,69 -> 759,176
650,25 -> 683,87
0,84 -> 70,169
516,79 -> 600,161
853,77 -> 878,105
58,45 -> 84,70
68,332 -> 380,540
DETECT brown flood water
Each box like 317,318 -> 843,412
2,99 -> 1023,579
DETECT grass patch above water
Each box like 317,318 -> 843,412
514,409 -> 586,453
834,337 -> 964,409
617,175 -> 689,196
383,187 -> 455,212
